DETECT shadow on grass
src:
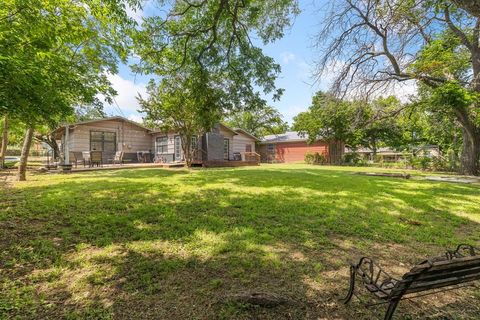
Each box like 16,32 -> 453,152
1,166 -> 479,319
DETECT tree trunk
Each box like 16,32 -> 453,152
454,107 -> 480,176
17,127 -> 34,181
181,135 -> 193,167
0,115 -> 8,169
459,127 -> 480,175
35,133 -> 60,160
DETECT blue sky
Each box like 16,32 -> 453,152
104,1 -> 328,125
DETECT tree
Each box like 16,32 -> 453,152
292,92 -> 361,146
358,97 -> 403,157
315,0 -> 480,175
293,92 -> 403,158
139,75 -> 222,167
133,0 -> 299,134
34,105 -> 107,161
0,0 -> 141,180
224,106 -> 288,138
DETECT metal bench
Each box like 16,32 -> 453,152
343,244 -> 480,320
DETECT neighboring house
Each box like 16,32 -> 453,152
258,131 -> 344,164
345,145 -> 441,162
51,116 -> 259,165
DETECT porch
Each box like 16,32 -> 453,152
53,162 -> 186,173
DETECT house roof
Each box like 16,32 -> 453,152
260,131 -> 310,144
218,123 -> 238,136
233,128 -> 260,141
52,116 -> 153,136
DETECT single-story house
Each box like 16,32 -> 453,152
51,116 -> 259,166
345,145 -> 441,162
257,131 -> 344,164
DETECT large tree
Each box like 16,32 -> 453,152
0,0 -> 140,180
139,73 -> 223,167
315,0 -> 480,175
293,92 -> 402,156
133,0 -> 299,136
293,92 -> 361,146
224,106 -> 288,139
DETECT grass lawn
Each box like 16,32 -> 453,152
1,164 -> 479,319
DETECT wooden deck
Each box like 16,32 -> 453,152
59,162 -> 186,173
46,158 -> 260,173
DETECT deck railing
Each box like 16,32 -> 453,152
243,152 -> 261,163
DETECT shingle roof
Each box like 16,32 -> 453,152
233,128 -> 260,141
51,116 -> 153,136
260,131 -> 309,143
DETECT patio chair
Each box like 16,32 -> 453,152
109,151 -> 124,165
69,152 -> 83,168
82,151 -> 91,167
90,151 -> 103,167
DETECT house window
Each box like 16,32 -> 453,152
267,144 -> 275,153
191,135 -> 198,151
245,144 -> 252,152
156,136 -> 168,154
223,138 -> 229,160
90,131 -> 116,152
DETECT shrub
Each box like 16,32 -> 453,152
305,152 -> 326,165
418,156 -> 432,171
431,156 -> 448,172
304,152 -> 314,164
343,152 -> 366,166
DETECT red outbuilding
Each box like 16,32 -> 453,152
258,132 -> 344,164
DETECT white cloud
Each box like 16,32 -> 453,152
126,4 -> 145,24
101,74 -> 148,116
391,80 -> 417,102
127,114 -> 145,123
295,60 -> 311,82
280,52 -> 296,64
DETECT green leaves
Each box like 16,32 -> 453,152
0,0 -> 140,126
133,0 -> 299,120
293,92 -> 404,150
224,106 -> 288,138
410,32 -> 470,81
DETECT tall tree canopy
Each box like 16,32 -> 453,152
293,92 -> 362,146
134,0 -> 299,132
293,92 -> 402,153
224,106 -> 288,138
316,0 -> 480,175
0,0 -> 141,179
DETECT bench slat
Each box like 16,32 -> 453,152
406,273 -> 480,294
408,256 -> 480,274
389,273 -> 480,298
414,265 -> 480,283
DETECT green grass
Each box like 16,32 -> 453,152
1,164 -> 479,319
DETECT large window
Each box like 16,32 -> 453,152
223,138 -> 230,160
267,144 -> 275,153
90,131 -> 116,152
156,136 -> 168,154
